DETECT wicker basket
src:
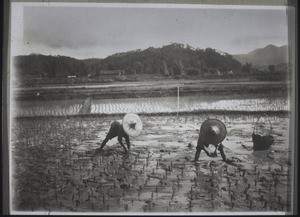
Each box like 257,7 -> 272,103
252,113 -> 274,151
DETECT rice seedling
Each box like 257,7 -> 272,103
188,200 -> 192,212
11,112 -> 291,212
264,200 -> 268,208
102,194 -> 105,204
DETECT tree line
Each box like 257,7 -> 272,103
13,43 -> 285,86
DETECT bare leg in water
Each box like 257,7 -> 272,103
194,138 -> 228,162
98,122 -> 130,154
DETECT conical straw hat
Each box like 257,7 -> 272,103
199,119 -> 227,145
122,113 -> 143,137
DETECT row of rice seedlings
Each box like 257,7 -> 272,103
13,100 -> 84,117
222,163 -> 289,211
11,117 -> 104,211
89,97 -> 289,115
11,115 -> 290,212
91,101 -> 174,114
13,96 -> 289,118
188,159 -> 291,212
15,118 -> 145,210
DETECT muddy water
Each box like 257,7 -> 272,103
12,96 -> 290,117
11,113 -> 293,214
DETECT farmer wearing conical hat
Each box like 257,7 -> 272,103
97,113 -> 143,154
194,119 -> 230,163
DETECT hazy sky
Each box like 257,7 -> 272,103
11,3 -> 290,59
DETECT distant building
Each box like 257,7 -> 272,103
68,75 -> 77,79
100,70 -> 125,76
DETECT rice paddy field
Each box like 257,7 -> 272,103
12,95 -> 290,117
9,83 -> 295,214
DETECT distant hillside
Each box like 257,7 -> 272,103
233,44 -> 288,69
13,43 -> 242,84
13,54 -> 86,79
14,43 -> 289,87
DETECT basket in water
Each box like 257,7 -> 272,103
252,114 -> 274,151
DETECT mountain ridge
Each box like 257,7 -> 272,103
13,43 -> 242,80
233,44 -> 288,69
13,43 -> 288,86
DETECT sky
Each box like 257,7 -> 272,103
10,3 -> 290,59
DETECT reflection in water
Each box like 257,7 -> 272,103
252,150 -> 272,164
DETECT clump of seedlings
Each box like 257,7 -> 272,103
12,115 -> 291,212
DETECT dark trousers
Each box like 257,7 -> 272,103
99,122 -> 130,153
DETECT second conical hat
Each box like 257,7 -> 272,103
122,113 -> 143,137
199,119 -> 227,145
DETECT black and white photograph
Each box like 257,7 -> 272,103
4,0 -> 297,215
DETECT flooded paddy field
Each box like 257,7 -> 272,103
11,112 -> 293,214
10,78 -> 294,214
12,95 -> 290,117
13,78 -> 289,101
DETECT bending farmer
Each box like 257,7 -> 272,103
97,113 -> 143,154
194,119 -> 229,162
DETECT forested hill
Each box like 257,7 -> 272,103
89,43 -> 242,77
233,44 -> 288,70
13,44 -> 243,82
